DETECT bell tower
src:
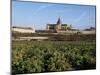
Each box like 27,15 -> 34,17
56,17 -> 62,30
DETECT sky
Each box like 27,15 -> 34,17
12,1 -> 96,30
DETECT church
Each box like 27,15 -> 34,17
46,17 -> 72,32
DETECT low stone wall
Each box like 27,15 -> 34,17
57,31 -> 79,34
13,37 -> 49,41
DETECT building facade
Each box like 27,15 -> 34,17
12,26 -> 35,33
46,17 -> 72,32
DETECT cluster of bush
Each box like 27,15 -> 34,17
12,41 -> 96,74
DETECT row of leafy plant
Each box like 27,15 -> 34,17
12,41 -> 96,74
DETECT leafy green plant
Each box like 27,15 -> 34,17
12,41 -> 96,74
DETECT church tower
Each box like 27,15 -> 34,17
56,17 -> 62,30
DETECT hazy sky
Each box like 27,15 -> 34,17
12,1 -> 96,30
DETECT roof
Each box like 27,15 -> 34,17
47,24 -> 56,26
62,24 -> 68,26
47,24 -> 68,26
12,26 -> 33,30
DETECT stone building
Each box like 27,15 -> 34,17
12,26 -> 35,33
46,17 -> 72,32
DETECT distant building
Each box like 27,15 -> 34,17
12,26 -> 35,33
84,27 -> 95,31
82,27 -> 96,34
46,17 -> 78,33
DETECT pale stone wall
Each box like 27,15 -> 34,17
57,30 -> 79,34
12,28 -> 35,33
13,37 -> 48,41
